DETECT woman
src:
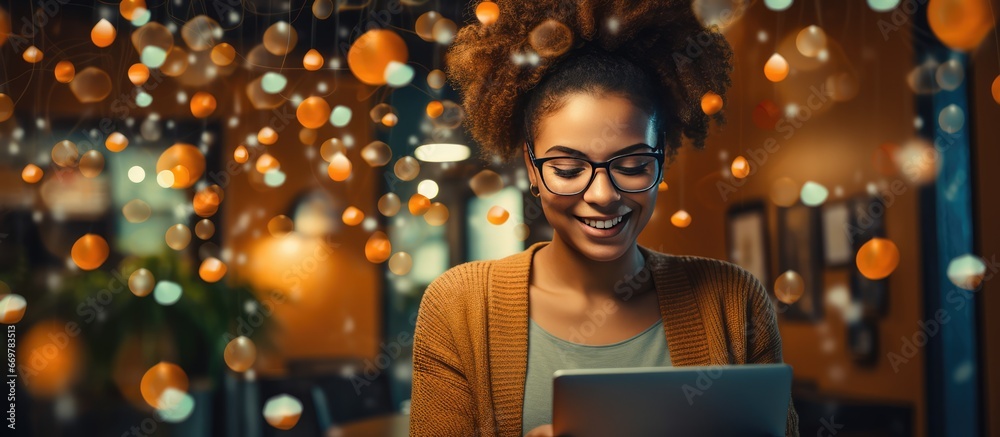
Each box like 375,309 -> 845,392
410,1 -> 799,436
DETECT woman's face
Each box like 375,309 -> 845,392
524,92 -> 662,262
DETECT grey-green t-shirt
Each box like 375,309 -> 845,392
521,318 -> 672,435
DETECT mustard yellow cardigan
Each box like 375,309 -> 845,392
410,241 -> 799,436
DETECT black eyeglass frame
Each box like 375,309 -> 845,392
524,136 -> 666,196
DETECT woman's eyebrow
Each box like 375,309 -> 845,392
543,143 -> 653,158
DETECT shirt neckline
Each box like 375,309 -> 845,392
528,317 -> 664,349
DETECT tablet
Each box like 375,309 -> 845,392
552,364 -> 792,437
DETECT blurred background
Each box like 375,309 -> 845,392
0,0 -> 997,436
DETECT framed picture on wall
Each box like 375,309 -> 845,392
777,204 -> 825,322
847,317 -> 880,367
726,201 -> 771,290
850,195 -> 889,317
822,200 -> 853,267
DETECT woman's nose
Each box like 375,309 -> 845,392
582,168 -> 621,206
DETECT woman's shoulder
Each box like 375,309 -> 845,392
424,259 -> 493,299
422,245 -> 535,302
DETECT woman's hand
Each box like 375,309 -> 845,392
524,424 -> 554,437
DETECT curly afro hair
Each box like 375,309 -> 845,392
445,0 -> 734,164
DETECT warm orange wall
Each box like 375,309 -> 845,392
638,4 -> 927,435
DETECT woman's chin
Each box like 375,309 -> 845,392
562,234 -> 632,262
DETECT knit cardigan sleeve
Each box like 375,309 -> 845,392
745,270 -> 801,437
409,272 -> 478,436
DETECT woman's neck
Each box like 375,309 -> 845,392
532,235 -> 649,299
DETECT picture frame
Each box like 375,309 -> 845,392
850,195 -> 890,317
847,317 -> 880,367
776,203 -> 825,321
725,201 -> 771,291
821,200 -> 853,268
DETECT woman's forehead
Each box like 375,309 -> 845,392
534,94 -> 657,157
536,94 -> 654,141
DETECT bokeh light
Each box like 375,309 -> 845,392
701,91 -> 723,115
670,210 -> 692,228
389,252 -> 413,275
470,170 -> 504,198
0,93 -> 13,122
800,181 -> 829,206
775,270 -> 805,304
153,281 -> 183,305
408,194 -> 431,216
330,105 -> 352,127
347,29 -> 408,85
938,104 -> 964,133
106,132 -> 129,152
198,257 -> 227,283
394,156 -> 420,181
927,0 -> 994,51
487,206 -> 510,225
211,43 -> 236,66
303,49 -> 324,71
0,294 -> 27,324
92,19 -> 116,47
21,164 -> 43,183
268,215 -> 294,237
764,53 -> 789,82
424,202 -> 450,226
795,25 -> 826,57
327,153 -> 352,181
856,237 -> 900,280
54,60 -> 75,83
765,0 -> 794,10
297,96 -> 331,129
263,394 -> 303,430
476,1 -> 500,25
71,234 -> 110,270
165,224 -> 192,251
52,140 -> 80,167
867,0 -> 900,11
361,141 -> 392,167
427,69 -> 446,89
128,268 -> 155,297
342,206 -> 365,226
529,19 -> 573,57
140,362 -> 189,409
70,67 -> 113,103
79,150 -> 105,178
190,91 -> 217,118
313,0 -> 334,19
417,180 -> 439,199
947,254 -> 986,290
156,143 -> 206,188
195,219 -> 215,239
263,21 -> 297,56
731,156 -> 750,179
365,231 -> 392,263
123,199 -> 152,223
378,193 -> 402,217
224,336 -> 257,372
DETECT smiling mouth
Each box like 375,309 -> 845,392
575,211 -> 632,230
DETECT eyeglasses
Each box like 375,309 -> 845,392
525,138 -> 665,196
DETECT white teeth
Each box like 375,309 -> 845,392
583,214 -> 626,229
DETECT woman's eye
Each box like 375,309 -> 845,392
553,168 -> 584,178
614,164 -> 649,175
